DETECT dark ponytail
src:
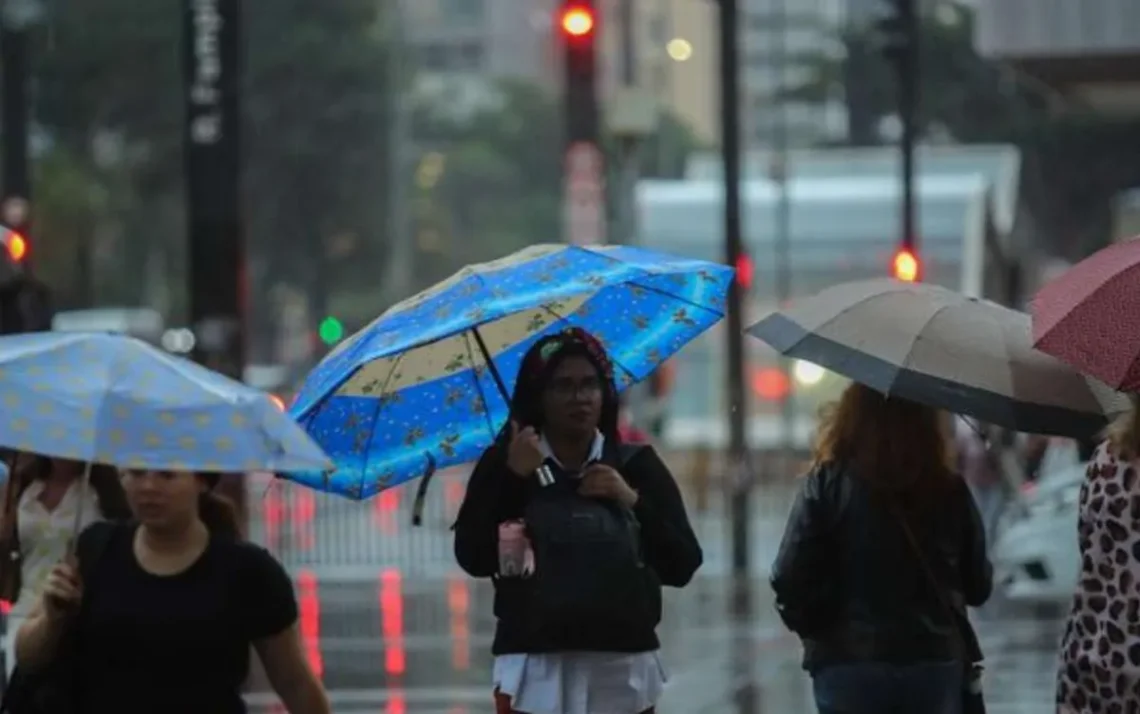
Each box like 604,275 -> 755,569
198,490 -> 241,540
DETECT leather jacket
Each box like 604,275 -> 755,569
770,461 -> 992,671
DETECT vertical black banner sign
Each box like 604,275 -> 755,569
183,0 -> 244,380
183,0 -> 248,528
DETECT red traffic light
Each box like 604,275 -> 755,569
891,247 -> 920,282
735,254 -> 755,291
5,232 -> 27,263
560,5 -> 595,37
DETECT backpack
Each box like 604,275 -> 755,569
522,444 -> 656,634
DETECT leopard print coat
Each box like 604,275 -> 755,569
1056,443 -> 1140,713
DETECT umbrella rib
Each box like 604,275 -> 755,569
357,350 -> 407,497
889,300 -> 960,395
626,278 -> 728,320
461,330 -> 501,441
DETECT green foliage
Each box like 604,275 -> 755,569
407,78 -> 704,290
781,1 -> 1140,258
29,0 -> 392,319
780,5 -> 1046,143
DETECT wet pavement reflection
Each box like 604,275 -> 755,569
244,474 -> 1068,713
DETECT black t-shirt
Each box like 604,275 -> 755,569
72,523 -> 298,714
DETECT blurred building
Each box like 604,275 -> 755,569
741,0 -> 849,148
638,144 -> 1023,449
598,0 -> 719,145
975,0 -> 1140,115
401,0 -> 557,83
399,0 -> 853,149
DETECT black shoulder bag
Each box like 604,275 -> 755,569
889,502 -> 986,714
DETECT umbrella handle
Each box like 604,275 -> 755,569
68,461 -> 94,557
470,327 -> 511,402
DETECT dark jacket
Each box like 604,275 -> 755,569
770,461 -> 992,671
453,441 -> 702,655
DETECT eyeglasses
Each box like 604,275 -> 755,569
546,376 -> 602,399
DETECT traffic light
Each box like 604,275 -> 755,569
559,1 -> 599,144
4,231 -> 26,263
873,0 -> 917,68
317,316 -> 345,346
891,247 -> 921,282
735,253 -> 755,292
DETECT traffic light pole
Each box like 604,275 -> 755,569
1,12 -> 31,269
772,0 -> 794,465
717,0 -> 750,582
561,1 -> 606,247
183,0 -> 248,526
898,0 -> 918,252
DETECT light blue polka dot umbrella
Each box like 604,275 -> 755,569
287,243 -> 734,499
0,332 -> 332,472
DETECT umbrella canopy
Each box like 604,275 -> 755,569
1031,236 -> 1140,391
0,332 -> 332,472
746,279 -> 1127,438
288,243 -> 733,499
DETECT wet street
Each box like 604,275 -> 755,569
243,471 -> 1068,713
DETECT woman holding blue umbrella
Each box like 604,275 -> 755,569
454,328 -> 702,714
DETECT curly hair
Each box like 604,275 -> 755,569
812,382 -> 956,495
1105,393 -> 1140,461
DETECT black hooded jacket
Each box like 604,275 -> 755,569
453,440 -> 702,655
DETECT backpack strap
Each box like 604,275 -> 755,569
617,444 -> 647,468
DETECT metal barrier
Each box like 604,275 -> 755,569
242,450 -> 810,699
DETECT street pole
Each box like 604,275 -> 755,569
183,0 -> 247,524
717,0 -> 750,581
613,0 -> 640,247
1,0 -> 34,270
381,0 -> 412,304
721,3 -> 758,706
899,0 -> 917,251
772,0 -> 794,463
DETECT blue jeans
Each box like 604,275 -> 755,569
812,661 -> 962,714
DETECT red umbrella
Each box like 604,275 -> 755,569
1031,237 -> 1140,391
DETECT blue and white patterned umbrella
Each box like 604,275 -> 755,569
0,332 -> 332,472
288,244 -> 733,499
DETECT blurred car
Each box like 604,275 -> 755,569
991,462 -> 1085,603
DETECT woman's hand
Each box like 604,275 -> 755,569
578,464 -> 638,508
506,421 -> 545,476
41,561 -> 82,620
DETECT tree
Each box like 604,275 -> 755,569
401,79 -> 705,292
780,4 -> 1045,144
30,0 -> 393,336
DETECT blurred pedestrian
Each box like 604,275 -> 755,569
13,469 -> 330,714
617,395 -> 651,444
771,383 -> 992,714
454,328 -> 702,714
1056,394 -> 1140,713
0,454 -> 129,676
953,417 -> 1006,548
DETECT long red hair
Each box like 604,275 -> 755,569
813,382 -> 956,496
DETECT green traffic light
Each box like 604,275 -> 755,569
318,316 -> 344,345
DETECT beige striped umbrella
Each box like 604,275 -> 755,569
746,279 -> 1127,438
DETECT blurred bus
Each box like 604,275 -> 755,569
51,307 -> 165,345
